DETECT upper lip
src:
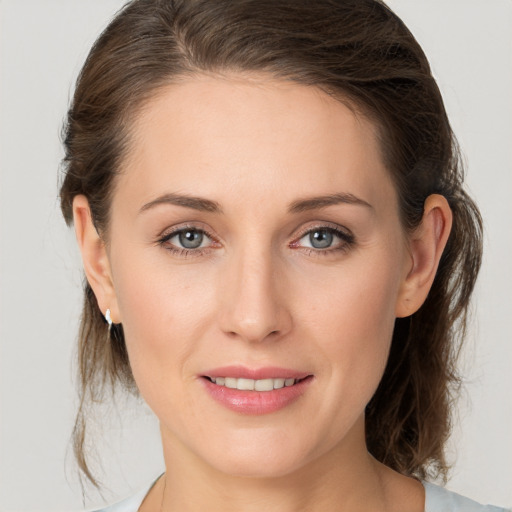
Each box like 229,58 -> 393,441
202,365 -> 311,380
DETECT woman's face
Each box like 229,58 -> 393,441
106,74 -> 413,477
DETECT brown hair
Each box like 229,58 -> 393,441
60,0 -> 482,488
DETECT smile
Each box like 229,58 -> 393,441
206,376 -> 303,391
202,373 -> 314,414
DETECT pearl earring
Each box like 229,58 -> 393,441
105,308 -> 112,332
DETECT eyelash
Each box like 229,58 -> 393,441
292,224 -> 355,257
156,224 -> 355,258
156,224 -> 218,258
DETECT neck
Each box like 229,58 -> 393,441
150,417 -> 422,512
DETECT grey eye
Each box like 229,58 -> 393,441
178,229 -> 204,249
309,229 -> 334,249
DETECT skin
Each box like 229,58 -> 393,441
73,73 -> 452,512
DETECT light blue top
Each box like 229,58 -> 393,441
90,478 -> 510,512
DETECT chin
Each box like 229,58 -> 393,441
196,430 -> 320,479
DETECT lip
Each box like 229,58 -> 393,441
200,366 -> 314,415
202,365 -> 311,381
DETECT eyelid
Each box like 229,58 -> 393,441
156,223 -> 221,255
158,222 -> 216,241
289,222 -> 355,254
291,222 -> 354,243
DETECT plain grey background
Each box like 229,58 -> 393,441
0,1 -> 511,510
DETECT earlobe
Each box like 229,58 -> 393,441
395,194 -> 453,318
72,195 -> 120,323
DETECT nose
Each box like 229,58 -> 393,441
218,247 -> 292,343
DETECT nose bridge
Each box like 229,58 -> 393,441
219,242 -> 291,343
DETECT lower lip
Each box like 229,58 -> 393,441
201,376 -> 313,415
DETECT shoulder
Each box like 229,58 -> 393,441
423,482 -> 511,512
87,480 -> 155,512
87,478 -> 511,512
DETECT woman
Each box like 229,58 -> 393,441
59,0 -> 509,511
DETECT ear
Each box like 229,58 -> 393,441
72,195 -> 121,324
395,194 -> 453,318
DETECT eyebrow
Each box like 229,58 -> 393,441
139,193 -> 223,214
139,191 -> 372,215
288,192 -> 373,213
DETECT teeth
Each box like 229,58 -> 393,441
225,377 -> 237,389
254,378 -> 274,391
238,378 -> 255,391
273,378 -> 285,389
209,377 -> 299,391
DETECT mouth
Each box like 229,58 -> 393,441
203,375 -> 310,391
201,373 -> 314,414
200,366 -> 314,414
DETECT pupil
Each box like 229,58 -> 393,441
310,230 -> 333,249
179,230 -> 203,249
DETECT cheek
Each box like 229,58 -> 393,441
298,252 -> 400,342
110,248 -> 217,396
294,251 -> 402,400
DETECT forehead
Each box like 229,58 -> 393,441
116,73 -> 395,216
